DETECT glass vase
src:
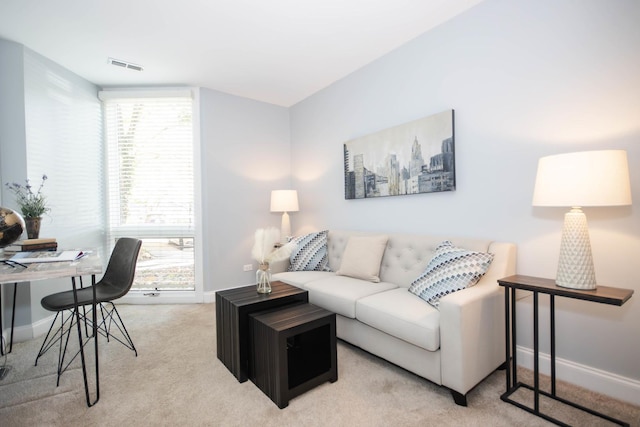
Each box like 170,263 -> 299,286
256,262 -> 272,294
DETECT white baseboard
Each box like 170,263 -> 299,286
1,314 -> 56,346
121,291 -> 216,303
118,291 -> 205,304
30,314 -> 57,339
203,291 -> 216,303
516,345 -> 640,406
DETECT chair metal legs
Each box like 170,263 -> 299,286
35,301 -> 137,389
73,277 -> 99,407
35,304 -> 98,387
34,309 -> 77,386
97,302 -> 138,356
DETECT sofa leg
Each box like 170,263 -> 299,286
450,390 -> 467,406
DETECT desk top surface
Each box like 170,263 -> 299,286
0,250 -> 102,284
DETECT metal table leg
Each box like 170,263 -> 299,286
0,282 -> 18,356
72,275 -> 99,407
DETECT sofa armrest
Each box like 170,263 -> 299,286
439,241 -> 516,395
439,283 -> 505,395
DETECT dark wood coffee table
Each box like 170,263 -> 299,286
249,303 -> 337,408
215,281 -> 308,382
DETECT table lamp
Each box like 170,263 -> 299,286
532,150 -> 632,289
270,190 -> 299,243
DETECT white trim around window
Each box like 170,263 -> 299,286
99,87 -> 203,304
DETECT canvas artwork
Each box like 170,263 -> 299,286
344,109 -> 455,199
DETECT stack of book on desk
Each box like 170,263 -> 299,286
4,238 -> 58,252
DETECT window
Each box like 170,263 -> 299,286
100,89 -> 201,297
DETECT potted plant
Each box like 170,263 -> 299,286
5,174 -> 50,239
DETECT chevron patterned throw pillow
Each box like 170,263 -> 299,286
288,230 -> 332,272
408,241 -> 494,308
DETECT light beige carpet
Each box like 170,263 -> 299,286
0,304 -> 638,426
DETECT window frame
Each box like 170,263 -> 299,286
98,87 -> 203,303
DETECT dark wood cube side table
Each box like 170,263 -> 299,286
498,275 -> 633,427
249,303 -> 338,408
216,281 -> 308,383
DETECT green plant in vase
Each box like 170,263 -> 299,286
5,174 -> 50,239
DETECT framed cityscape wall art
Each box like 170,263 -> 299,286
343,109 -> 455,199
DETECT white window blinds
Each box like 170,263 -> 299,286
101,90 -> 196,291
102,94 -> 194,236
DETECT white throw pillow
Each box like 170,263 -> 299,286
408,240 -> 494,308
336,235 -> 388,282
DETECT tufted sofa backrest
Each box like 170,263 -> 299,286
327,230 -> 494,288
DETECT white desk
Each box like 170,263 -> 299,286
0,250 -> 102,406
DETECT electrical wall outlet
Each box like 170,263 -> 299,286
243,264 -> 253,272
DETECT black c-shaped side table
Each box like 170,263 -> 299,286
498,275 -> 633,427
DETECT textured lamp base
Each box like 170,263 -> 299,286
556,208 -> 596,290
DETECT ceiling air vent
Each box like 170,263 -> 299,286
108,57 -> 144,72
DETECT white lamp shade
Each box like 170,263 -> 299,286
270,190 -> 299,212
532,150 -> 632,207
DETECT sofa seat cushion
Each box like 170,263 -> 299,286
272,271 -> 335,289
356,288 -> 440,351
304,276 -> 397,318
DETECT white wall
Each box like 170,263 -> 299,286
0,40 -> 28,189
199,88 -> 291,293
0,40 -> 104,337
22,46 -> 105,326
289,0 -> 640,397
0,39 -> 30,336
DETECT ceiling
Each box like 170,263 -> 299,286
0,0 -> 483,107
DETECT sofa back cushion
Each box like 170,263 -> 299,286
327,231 -> 493,288
335,234 -> 388,282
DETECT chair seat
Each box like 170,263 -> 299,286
41,283 -> 123,311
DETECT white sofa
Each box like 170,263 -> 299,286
272,230 -> 516,405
